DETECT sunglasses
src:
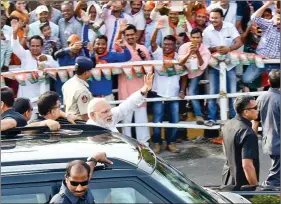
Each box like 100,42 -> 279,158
69,180 -> 89,186
244,106 -> 258,111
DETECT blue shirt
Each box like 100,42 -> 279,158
53,48 -> 88,98
82,24 -> 132,95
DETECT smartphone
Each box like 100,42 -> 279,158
82,41 -> 88,47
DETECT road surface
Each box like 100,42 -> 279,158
160,139 -> 270,186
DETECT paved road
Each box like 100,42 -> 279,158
159,139 -> 270,186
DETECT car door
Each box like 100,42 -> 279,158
89,177 -> 169,203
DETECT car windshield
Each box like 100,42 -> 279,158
152,158 -> 221,203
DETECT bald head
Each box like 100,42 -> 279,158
66,160 -> 90,178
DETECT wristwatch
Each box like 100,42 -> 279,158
87,157 -> 97,165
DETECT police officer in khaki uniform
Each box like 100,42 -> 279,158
62,56 -> 94,121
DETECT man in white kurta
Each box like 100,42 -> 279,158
86,73 -> 154,146
11,19 -> 59,99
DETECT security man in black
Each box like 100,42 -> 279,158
222,95 -> 260,189
1,87 -> 27,134
50,153 -> 113,204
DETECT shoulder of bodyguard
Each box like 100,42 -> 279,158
50,192 -> 71,204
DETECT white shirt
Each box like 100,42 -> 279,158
150,9 -> 193,39
126,7 -> 146,31
28,20 -> 59,38
86,90 -> 145,132
100,7 -> 133,51
11,37 -> 59,98
203,21 -> 240,70
207,2 -> 237,25
151,47 -> 183,98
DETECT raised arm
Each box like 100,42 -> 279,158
11,19 -> 28,59
112,73 -> 154,123
252,1 -> 275,18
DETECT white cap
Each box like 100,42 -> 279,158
170,1 -> 184,12
36,5 -> 49,14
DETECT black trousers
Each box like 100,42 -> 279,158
264,155 -> 280,186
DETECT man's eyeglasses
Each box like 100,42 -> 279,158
244,106 -> 258,111
69,180 -> 89,186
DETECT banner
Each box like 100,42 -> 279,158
1,54 -> 276,87
209,51 -> 266,69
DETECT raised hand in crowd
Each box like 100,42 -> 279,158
70,42 -> 83,53
155,1 -> 165,12
119,19 -> 129,33
11,19 -> 20,34
81,10 -> 91,24
115,39 -> 126,49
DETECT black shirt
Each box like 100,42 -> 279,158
1,109 -> 27,136
222,115 -> 260,187
50,181 -> 95,204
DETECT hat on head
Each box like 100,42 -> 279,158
36,5 -> 49,14
75,56 -> 94,71
67,34 -> 80,44
144,1 -> 155,9
196,8 -> 208,16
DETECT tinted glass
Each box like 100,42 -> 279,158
152,158 -> 222,203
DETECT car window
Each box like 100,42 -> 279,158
152,158 -> 219,203
89,179 -> 165,203
91,187 -> 152,203
1,193 -> 47,203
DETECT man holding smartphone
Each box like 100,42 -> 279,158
202,8 -> 242,127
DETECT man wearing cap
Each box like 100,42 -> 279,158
142,1 -> 162,48
28,5 -> 59,38
29,0 -> 62,25
189,8 -> 208,31
150,1 -> 192,40
62,56 -> 95,120
53,34 -> 91,103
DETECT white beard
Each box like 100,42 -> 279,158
95,116 -> 113,130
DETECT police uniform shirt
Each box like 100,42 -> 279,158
222,115 -> 260,187
62,75 -> 92,116
50,181 -> 95,204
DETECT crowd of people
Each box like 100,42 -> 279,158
0,0 -> 280,153
1,0 -> 280,199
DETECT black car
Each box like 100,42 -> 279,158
1,124 -> 250,203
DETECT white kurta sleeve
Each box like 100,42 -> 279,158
111,90 -> 145,124
11,37 -> 28,60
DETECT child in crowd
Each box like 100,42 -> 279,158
40,22 -> 61,58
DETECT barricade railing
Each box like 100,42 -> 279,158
7,59 -> 279,129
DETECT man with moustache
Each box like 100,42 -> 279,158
203,8 -> 242,127
81,14 -> 131,102
114,24 -> 151,146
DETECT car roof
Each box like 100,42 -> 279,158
1,124 -> 156,175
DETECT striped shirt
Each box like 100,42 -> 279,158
253,16 -> 280,59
